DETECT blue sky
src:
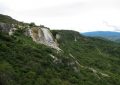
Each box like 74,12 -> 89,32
0,0 -> 120,32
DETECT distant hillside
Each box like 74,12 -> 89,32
81,31 -> 120,42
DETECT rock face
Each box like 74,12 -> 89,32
0,22 -> 60,50
0,22 -> 12,33
29,27 -> 60,50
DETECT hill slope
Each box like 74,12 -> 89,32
0,14 -> 28,25
0,14 -> 120,85
0,14 -> 18,24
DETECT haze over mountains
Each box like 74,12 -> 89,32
82,31 -> 120,42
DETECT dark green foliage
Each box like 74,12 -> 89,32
56,30 -> 120,85
29,22 -> 36,27
0,32 -> 79,85
0,14 -> 29,25
0,30 -> 120,85
0,14 -> 18,24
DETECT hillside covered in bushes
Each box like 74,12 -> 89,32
0,14 -> 120,85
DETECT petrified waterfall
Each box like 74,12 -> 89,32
29,27 -> 60,51
41,28 -> 54,43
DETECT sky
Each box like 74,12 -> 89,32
0,0 -> 120,32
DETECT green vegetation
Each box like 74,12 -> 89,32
29,22 -> 36,27
52,30 -> 120,85
0,14 -> 120,85
0,14 -> 28,25
0,14 -> 18,24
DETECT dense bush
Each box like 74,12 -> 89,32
0,28 -> 120,85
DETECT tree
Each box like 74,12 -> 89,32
29,22 -> 35,27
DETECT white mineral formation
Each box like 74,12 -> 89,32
29,27 -> 61,51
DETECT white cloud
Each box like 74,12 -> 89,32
0,0 -> 120,32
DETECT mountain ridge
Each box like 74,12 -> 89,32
0,14 -> 120,85
81,31 -> 120,42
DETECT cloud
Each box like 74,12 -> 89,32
103,21 -> 120,31
0,4 -> 8,13
0,0 -> 120,32
13,1 -> 84,18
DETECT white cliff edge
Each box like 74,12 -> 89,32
0,23 -> 61,51
29,27 -> 61,51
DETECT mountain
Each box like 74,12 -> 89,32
0,14 -> 28,25
0,14 -> 120,85
81,31 -> 120,42
0,14 -> 19,24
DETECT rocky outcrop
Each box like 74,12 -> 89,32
29,27 -> 61,50
0,22 -> 12,33
0,22 -> 60,50
0,22 -> 17,35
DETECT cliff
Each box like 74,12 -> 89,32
0,22 -> 60,50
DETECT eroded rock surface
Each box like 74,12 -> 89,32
29,27 -> 61,50
0,22 -> 12,33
